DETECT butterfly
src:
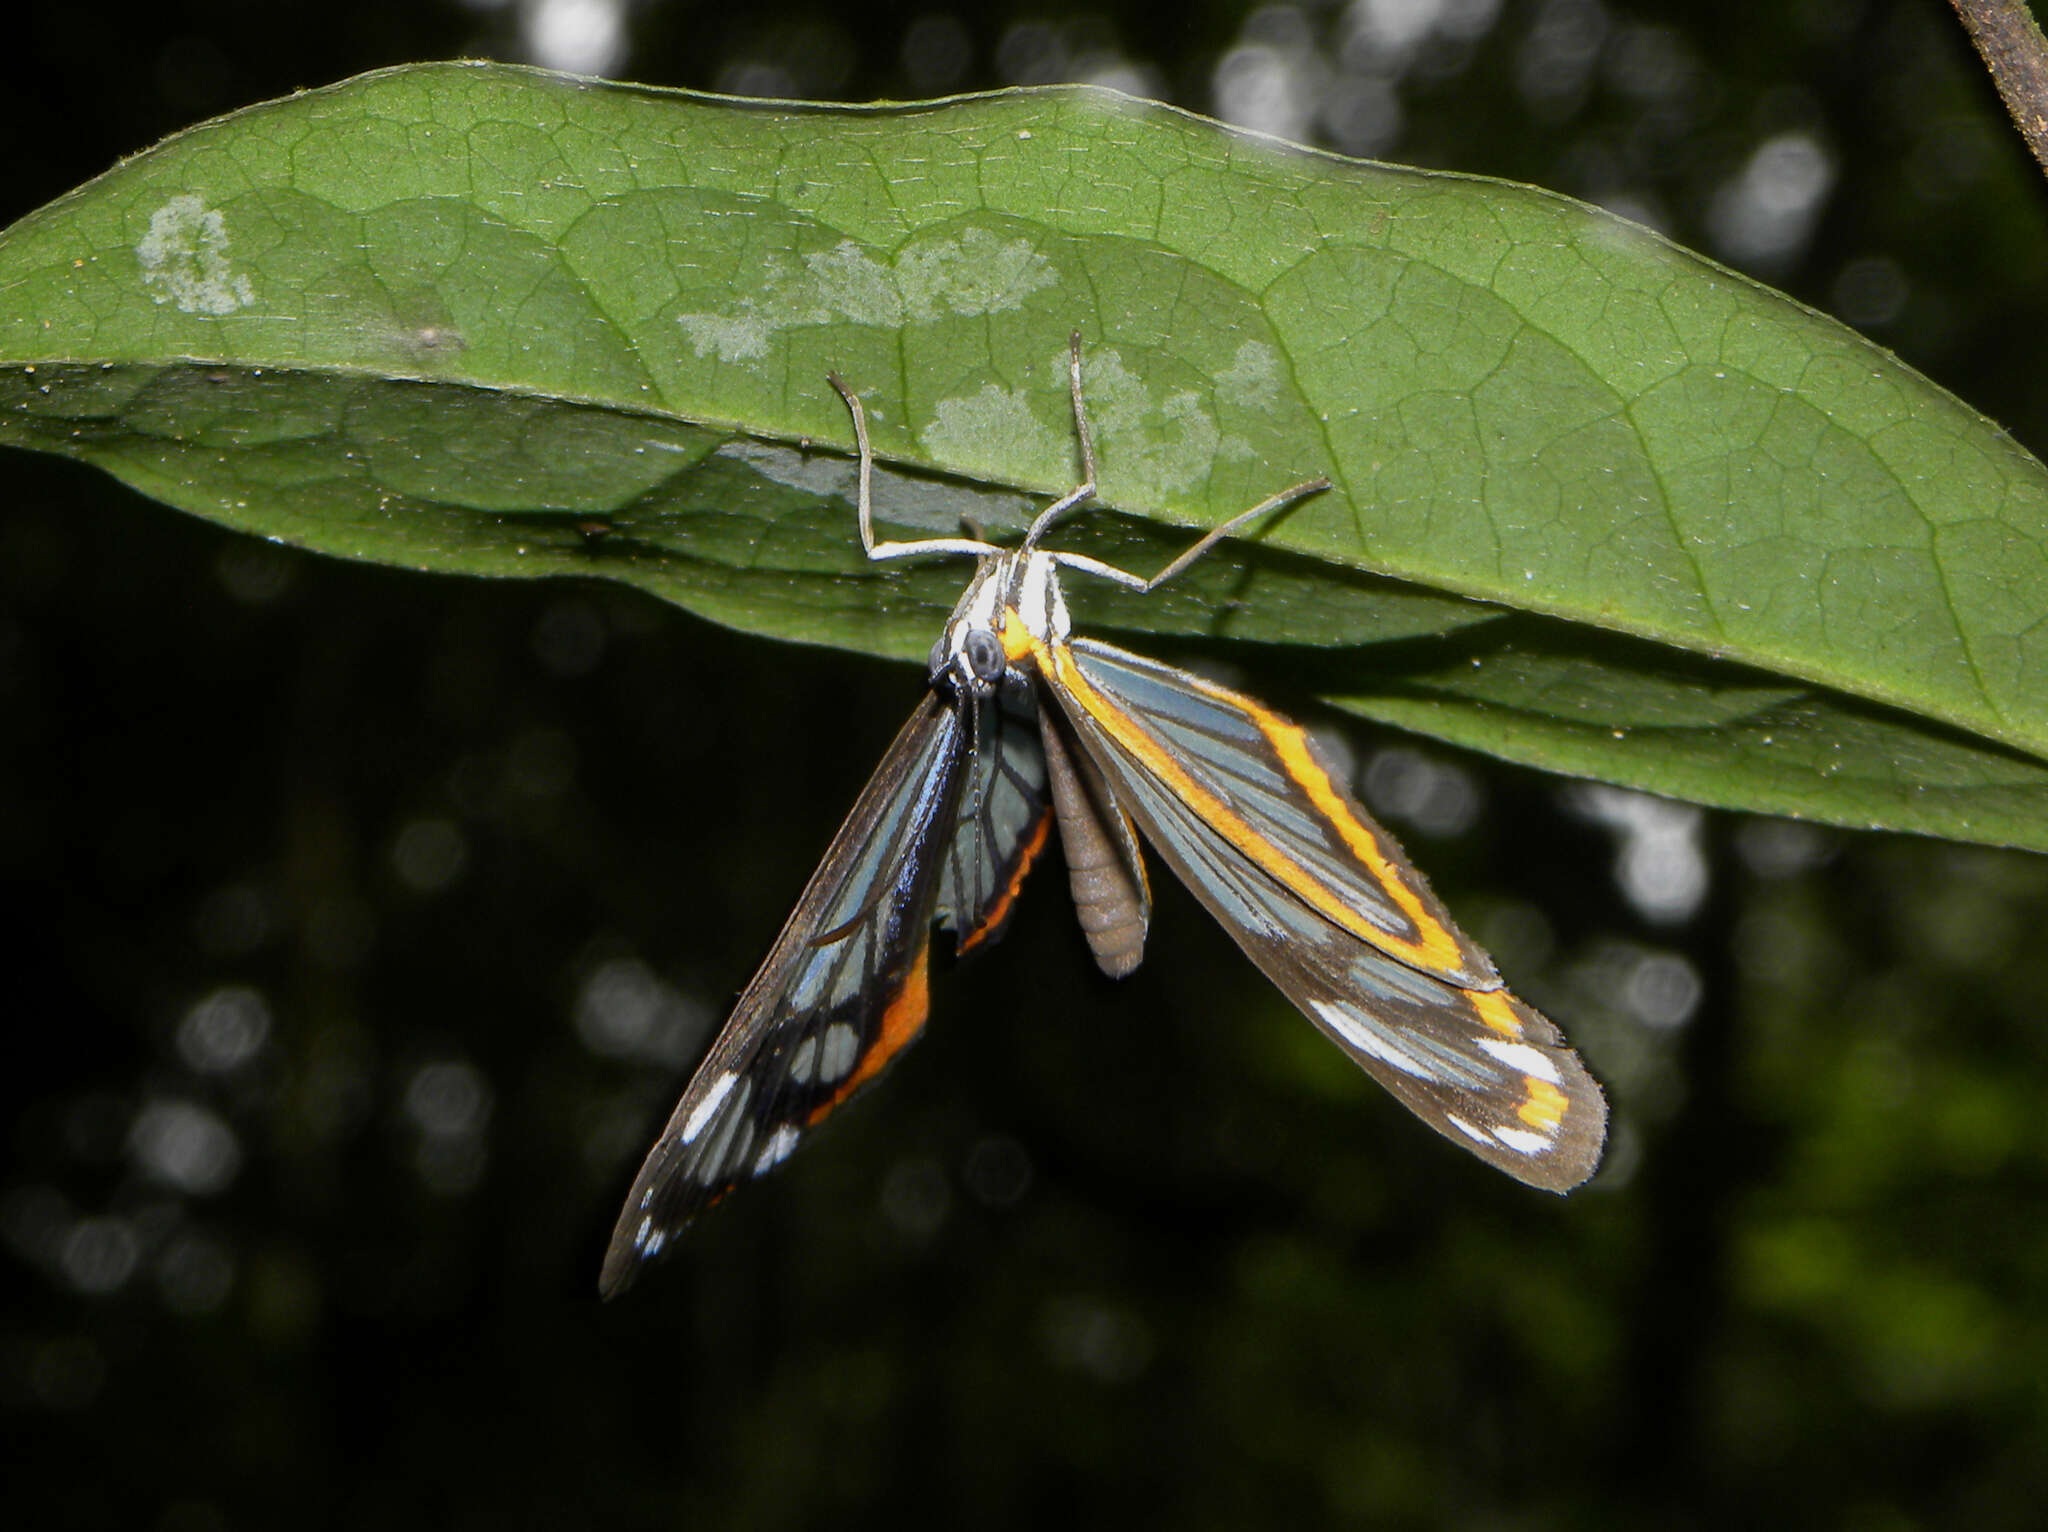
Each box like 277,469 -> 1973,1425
599,336 -> 1607,1296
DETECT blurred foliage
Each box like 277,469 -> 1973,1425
5,3 -> 2048,1530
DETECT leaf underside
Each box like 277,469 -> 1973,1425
3,64 -> 2046,849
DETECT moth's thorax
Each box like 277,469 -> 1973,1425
929,549 -> 1071,690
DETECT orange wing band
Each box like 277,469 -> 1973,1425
958,811 -> 1052,953
808,941 -> 933,1122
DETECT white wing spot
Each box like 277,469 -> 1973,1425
680,1070 -> 738,1144
645,1230 -> 666,1258
818,1023 -> 860,1083
1478,1038 -> 1563,1085
136,195 -> 256,316
1492,1125 -> 1551,1156
787,1036 -> 819,1085
1313,1000 -> 1432,1079
1445,1113 -> 1492,1146
753,1125 -> 801,1176
633,1215 -> 652,1251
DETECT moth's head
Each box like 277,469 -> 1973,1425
927,547 -> 1071,695
928,553 -> 1008,694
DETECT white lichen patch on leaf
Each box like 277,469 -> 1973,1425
135,195 -> 256,316
677,228 -> 1058,364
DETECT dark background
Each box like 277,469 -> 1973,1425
6,2 -> 2048,1527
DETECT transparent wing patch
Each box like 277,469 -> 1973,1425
935,675 -> 1052,955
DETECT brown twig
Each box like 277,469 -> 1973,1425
1949,0 -> 2048,178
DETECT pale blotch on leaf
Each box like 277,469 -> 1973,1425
356,296 -> 468,370
1215,340 -> 1282,410
718,439 -> 861,499
804,242 -> 907,328
724,437 -> 1038,538
676,227 -> 1058,365
920,383 -> 1070,480
678,300 -> 784,364
1079,345 -> 1245,494
893,228 -> 1058,321
135,194 -> 256,317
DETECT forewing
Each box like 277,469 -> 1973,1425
600,692 -> 969,1296
934,675 -> 1052,956
1056,638 -> 1499,989
1037,638 -> 1606,1191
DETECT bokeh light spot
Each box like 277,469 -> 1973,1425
176,984 -> 272,1073
129,1099 -> 242,1195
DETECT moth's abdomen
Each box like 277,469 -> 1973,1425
1040,703 -> 1149,978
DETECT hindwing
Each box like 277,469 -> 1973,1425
935,676 -> 1053,955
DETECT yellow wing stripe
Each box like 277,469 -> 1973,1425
1518,1078 -> 1569,1134
1467,988 -> 1526,1039
1021,620 -> 1470,978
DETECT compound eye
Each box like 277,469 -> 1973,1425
928,635 -> 949,677
962,629 -> 1006,682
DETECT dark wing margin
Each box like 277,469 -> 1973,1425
599,692 -> 970,1297
1034,635 -> 1607,1191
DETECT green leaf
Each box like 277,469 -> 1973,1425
3,62 -> 2046,849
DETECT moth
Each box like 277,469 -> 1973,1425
600,337 -> 1605,1295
